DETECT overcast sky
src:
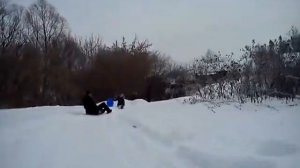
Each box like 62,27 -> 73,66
12,0 -> 300,63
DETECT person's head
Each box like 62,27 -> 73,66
86,90 -> 91,96
120,93 -> 125,98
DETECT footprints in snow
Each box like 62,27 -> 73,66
125,116 -> 298,168
257,140 -> 298,157
177,146 -> 276,168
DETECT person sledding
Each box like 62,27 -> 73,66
82,90 -> 112,115
115,93 -> 125,109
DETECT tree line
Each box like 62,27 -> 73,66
0,0 -> 176,108
0,0 -> 299,108
187,26 -> 300,104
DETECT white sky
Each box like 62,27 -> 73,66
12,0 -> 300,63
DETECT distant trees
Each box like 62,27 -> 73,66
0,0 -> 25,107
188,26 -> 300,104
0,0 -> 299,108
188,50 -> 240,102
0,0 -> 23,54
0,0 -> 81,107
23,0 -> 66,54
238,27 -> 300,103
0,0 -> 176,108
82,37 -> 172,102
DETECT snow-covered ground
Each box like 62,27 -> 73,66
0,98 -> 299,168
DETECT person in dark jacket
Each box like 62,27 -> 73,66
115,93 -> 125,109
82,91 -> 112,115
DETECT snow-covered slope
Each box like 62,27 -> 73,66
0,98 -> 299,168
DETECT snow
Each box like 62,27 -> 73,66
0,98 -> 300,168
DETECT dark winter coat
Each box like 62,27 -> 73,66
116,96 -> 125,106
82,94 -> 99,115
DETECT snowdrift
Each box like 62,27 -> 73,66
0,98 -> 299,168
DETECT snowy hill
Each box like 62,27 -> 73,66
0,98 -> 299,168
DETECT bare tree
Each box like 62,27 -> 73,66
150,52 -> 173,77
77,34 -> 103,66
0,0 -> 23,54
23,0 -> 67,54
21,0 -> 68,104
